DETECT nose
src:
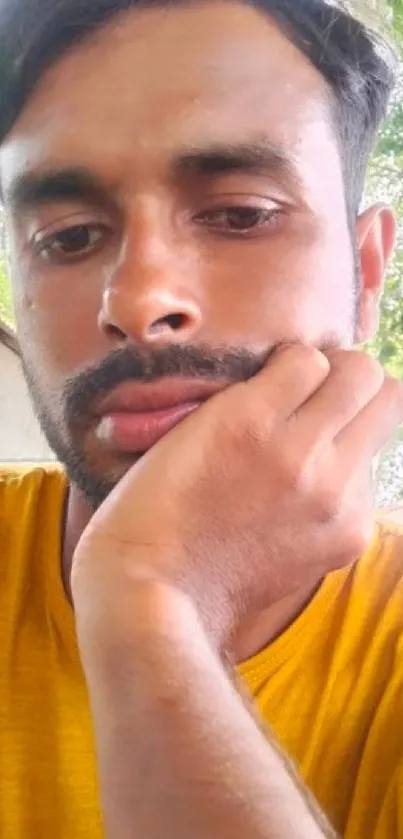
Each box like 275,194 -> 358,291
99,220 -> 203,346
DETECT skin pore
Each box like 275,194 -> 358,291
0,0 -> 395,660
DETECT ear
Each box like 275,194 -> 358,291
355,203 -> 396,344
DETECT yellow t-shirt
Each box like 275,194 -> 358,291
1,465 -> 403,838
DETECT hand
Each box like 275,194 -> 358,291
72,345 -> 403,649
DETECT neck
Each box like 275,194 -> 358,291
62,483 -> 93,603
62,484 -> 321,662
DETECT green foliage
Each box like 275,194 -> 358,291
367,63 -> 403,377
0,260 -> 13,325
389,0 -> 403,38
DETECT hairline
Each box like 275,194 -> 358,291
0,1 -> 354,221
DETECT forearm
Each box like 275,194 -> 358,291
76,581 -> 336,839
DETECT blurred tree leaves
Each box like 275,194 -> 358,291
366,10 -> 403,377
0,259 -> 13,325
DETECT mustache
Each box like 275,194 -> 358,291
64,343 -> 271,425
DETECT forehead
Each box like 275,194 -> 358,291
0,1 -> 341,195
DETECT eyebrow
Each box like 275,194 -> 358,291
6,168 -> 113,214
172,141 -> 300,186
5,140 -> 300,214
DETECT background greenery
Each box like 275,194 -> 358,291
0,1 -> 402,502
0,259 -> 13,324
366,2 -> 403,503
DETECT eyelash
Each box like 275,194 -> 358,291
34,222 -> 110,263
194,205 -> 282,236
33,204 -> 283,264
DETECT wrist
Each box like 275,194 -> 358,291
75,576 -> 207,668
72,545 -> 233,657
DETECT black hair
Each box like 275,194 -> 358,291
0,0 -> 396,215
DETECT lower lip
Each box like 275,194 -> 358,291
96,402 -> 201,453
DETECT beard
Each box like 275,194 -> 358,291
19,245 -> 361,509
21,342 -> 270,510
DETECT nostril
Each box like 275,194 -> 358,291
149,313 -> 187,334
104,322 -> 127,340
167,313 -> 187,330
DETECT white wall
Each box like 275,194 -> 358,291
0,342 -> 53,461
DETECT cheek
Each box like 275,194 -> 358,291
12,261 -> 107,378
202,231 -> 355,347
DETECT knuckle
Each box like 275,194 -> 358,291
224,391 -> 274,451
314,485 -> 342,524
354,352 -> 384,382
335,515 -> 374,565
279,343 -> 329,373
349,520 -> 374,558
384,373 -> 403,405
237,412 -> 270,451
336,350 -> 384,386
275,447 -> 315,495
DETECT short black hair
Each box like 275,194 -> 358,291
0,0 -> 396,216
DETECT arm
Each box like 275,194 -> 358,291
76,580 -> 337,839
74,346 -> 401,838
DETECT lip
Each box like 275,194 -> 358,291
95,378 -> 226,416
94,378 -> 227,454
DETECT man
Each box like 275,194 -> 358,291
0,0 -> 402,835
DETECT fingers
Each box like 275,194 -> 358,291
335,373 -> 403,462
243,344 -> 331,420
227,344 -> 400,466
295,350 -> 386,442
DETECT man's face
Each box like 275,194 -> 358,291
0,2 -> 363,506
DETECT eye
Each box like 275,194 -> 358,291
35,223 -> 109,262
194,206 -> 281,235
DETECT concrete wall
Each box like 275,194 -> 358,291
0,341 -> 53,461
